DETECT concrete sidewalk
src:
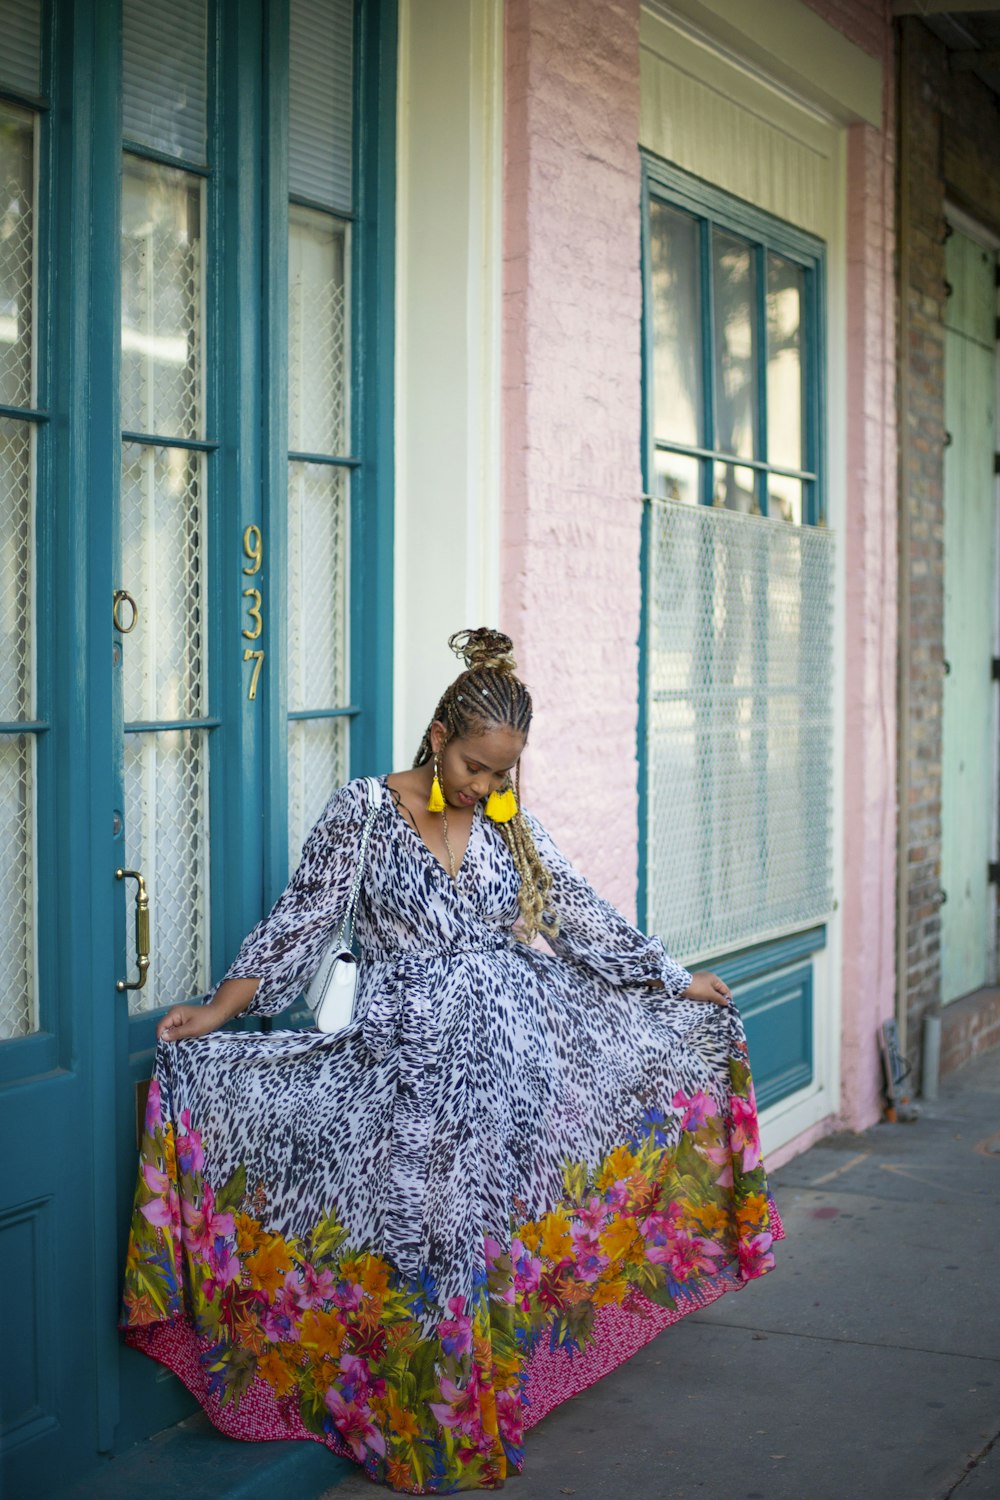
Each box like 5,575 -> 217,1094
322,1047 -> 1000,1500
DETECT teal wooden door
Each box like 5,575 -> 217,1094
1,0 -> 395,1490
941,226 -> 998,1004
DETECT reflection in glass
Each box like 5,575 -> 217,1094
650,202 -> 702,448
713,461 -> 757,514
121,158 -> 204,439
767,254 -> 804,471
0,104 -> 34,411
712,230 -> 757,461
769,476 -> 802,526
653,448 -> 701,506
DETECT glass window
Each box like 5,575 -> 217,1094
642,165 -> 831,966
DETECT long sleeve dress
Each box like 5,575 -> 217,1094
121,775 -> 785,1494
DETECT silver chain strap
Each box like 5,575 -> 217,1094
336,777 -> 382,949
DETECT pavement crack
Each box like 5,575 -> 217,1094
940,1427 -> 1000,1497
693,1319 -> 1000,1365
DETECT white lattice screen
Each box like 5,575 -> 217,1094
645,498 -> 834,963
120,148 -> 210,1013
286,202 -> 350,870
0,421 -> 36,1040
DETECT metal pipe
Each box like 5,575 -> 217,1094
895,15 -> 913,1064
922,1011 -> 941,1100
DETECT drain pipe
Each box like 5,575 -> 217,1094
895,16 -> 913,1068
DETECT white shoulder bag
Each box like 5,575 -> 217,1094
305,776 -> 383,1033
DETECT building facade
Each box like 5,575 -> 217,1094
2,0 -> 996,1494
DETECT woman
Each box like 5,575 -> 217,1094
121,628 -> 784,1494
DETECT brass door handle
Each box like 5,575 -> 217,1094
116,867 -> 150,991
113,589 -> 138,633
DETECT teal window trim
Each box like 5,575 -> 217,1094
640,153 -> 827,527
637,154 -> 828,937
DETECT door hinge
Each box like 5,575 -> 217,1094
995,452 -> 1000,476
989,862 -> 1000,885
993,657 -> 1000,682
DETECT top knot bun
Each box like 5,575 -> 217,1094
448,627 -> 518,676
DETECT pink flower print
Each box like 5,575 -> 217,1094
140,1186 -> 180,1235
176,1109 -> 205,1175
339,1352 -> 377,1402
483,1235 -> 504,1268
324,1388 -> 386,1462
730,1091 -> 761,1172
570,1227 -> 608,1283
143,1078 -> 163,1133
260,1299 -> 294,1342
666,1232 -> 725,1282
495,1386 -> 524,1447
437,1295 -> 473,1358
181,1184 -> 235,1260
577,1195 -> 609,1233
429,1365 -> 486,1440
700,1142 -> 735,1187
141,1161 -> 168,1195
604,1180 -> 632,1213
737,1231 -> 775,1280
331,1279 -> 364,1312
203,1240 -> 241,1302
287,1264 -> 335,1310
640,1204 -> 682,1247
672,1087 -> 716,1133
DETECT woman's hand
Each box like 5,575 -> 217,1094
156,976 -> 262,1043
157,1003 -> 224,1043
682,970 -> 732,1006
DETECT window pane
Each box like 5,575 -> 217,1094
288,206 -> 349,455
769,475 -> 802,527
290,0 -> 354,214
121,159 -> 204,439
653,448 -> 700,506
649,202 -> 702,448
287,718 -> 348,871
287,461 -> 348,713
0,104 -> 35,410
0,0 -> 41,97
121,443 -> 207,723
122,0 -> 207,162
712,230 -> 757,461
124,729 -> 210,1012
0,418 -> 37,1040
713,460 -> 757,514
767,253 -> 804,471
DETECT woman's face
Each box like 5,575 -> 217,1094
429,721 -> 526,808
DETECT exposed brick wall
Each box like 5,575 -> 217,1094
502,0 -> 644,915
801,0 -> 889,60
899,18 -> 1000,1082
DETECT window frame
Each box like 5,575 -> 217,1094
637,154 -> 830,944
640,155 -> 827,531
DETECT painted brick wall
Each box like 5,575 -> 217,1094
502,0 -> 644,917
899,18 -> 1000,1079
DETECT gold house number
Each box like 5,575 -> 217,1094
242,523 -> 265,700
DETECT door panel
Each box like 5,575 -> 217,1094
941,227 -> 998,1003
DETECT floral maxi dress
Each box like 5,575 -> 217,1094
121,775 -> 785,1494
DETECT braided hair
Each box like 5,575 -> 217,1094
414,628 -> 558,943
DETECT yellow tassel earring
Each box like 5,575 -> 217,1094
427,755 -> 445,813
485,784 -> 517,823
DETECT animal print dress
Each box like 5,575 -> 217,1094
121,775 -> 785,1493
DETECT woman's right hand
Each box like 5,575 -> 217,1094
157,1003 -> 224,1043
156,976 -> 261,1043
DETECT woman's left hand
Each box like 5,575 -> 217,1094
682,971 -> 732,1006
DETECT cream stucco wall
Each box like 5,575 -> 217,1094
393,0 -> 504,767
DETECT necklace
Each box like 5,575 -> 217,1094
440,804 -> 459,887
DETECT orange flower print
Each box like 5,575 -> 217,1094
245,1234 -> 293,1297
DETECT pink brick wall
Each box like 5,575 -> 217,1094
502,0 -> 644,917
501,0 -> 899,1147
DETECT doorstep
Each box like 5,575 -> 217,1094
52,1412 -> 353,1500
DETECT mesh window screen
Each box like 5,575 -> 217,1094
0,104 -> 35,412
645,499 -> 834,962
122,0 -> 207,162
0,0 -> 41,97
0,420 -> 36,1039
289,0 -> 353,213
